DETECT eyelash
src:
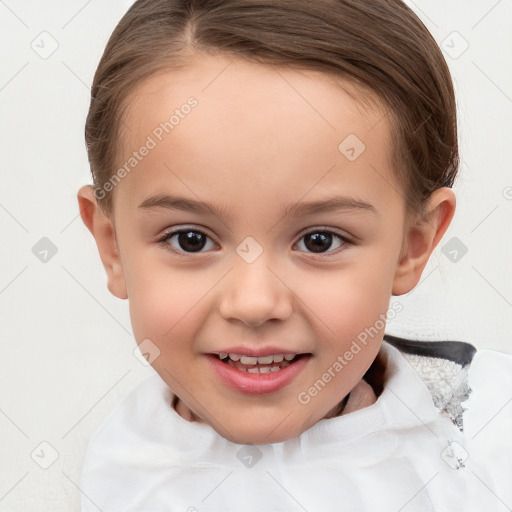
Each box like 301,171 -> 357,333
156,226 -> 352,257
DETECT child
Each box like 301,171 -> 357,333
77,0 -> 512,510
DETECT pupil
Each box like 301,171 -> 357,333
178,231 -> 206,252
305,233 -> 332,253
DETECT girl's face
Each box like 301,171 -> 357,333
99,54 -> 417,444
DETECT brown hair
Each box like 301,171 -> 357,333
85,0 -> 458,216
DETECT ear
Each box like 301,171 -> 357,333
77,185 -> 128,299
392,187 -> 456,295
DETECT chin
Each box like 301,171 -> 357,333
219,425 -> 297,445
211,413 -> 310,445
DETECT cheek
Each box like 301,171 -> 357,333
126,260 -> 221,351
128,278 -> 210,385
297,260 -> 395,338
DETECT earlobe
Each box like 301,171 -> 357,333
77,185 -> 128,300
392,188 -> 456,296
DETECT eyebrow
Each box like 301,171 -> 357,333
138,194 -> 231,219
283,196 -> 376,218
137,194 -> 376,219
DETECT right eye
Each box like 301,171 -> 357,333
157,228 -> 218,254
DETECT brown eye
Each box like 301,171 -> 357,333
176,231 -> 207,252
160,229 -> 216,254
295,230 -> 347,254
304,232 -> 333,253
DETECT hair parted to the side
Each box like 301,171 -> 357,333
85,0 -> 458,217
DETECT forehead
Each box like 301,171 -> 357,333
114,54 -> 401,217
122,54 -> 386,143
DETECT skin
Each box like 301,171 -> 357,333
78,54 -> 455,445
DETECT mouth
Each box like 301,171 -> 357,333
213,352 -> 308,373
207,351 -> 312,395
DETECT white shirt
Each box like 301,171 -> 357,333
81,343 -> 512,511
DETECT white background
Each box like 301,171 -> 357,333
0,0 -> 511,510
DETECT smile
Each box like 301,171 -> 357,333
208,353 -> 311,395
215,352 -> 301,373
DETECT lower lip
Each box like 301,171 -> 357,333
205,354 -> 311,395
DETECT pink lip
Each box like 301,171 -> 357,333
205,354 -> 311,395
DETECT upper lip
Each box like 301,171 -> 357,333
209,346 -> 310,357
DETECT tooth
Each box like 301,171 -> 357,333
240,355 -> 258,364
273,354 -> 284,363
257,355 -> 274,364
247,367 -> 259,373
229,353 -> 241,361
219,352 -> 228,359
284,354 -> 296,361
270,367 -> 281,372
259,367 -> 272,373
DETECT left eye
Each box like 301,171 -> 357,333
295,230 -> 347,254
160,229 -> 217,253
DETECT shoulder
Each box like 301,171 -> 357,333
468,348 -> 512,379
383,335 -> 476,429
81,372 -> 176,482
85,372 -> 175,451
80,373 -> 180,510
463,349 -> 512,503
383,336 -> 512,433
384,338 -> 512,505
464,349 -> 512,435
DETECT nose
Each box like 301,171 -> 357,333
218,257 -> 293,327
